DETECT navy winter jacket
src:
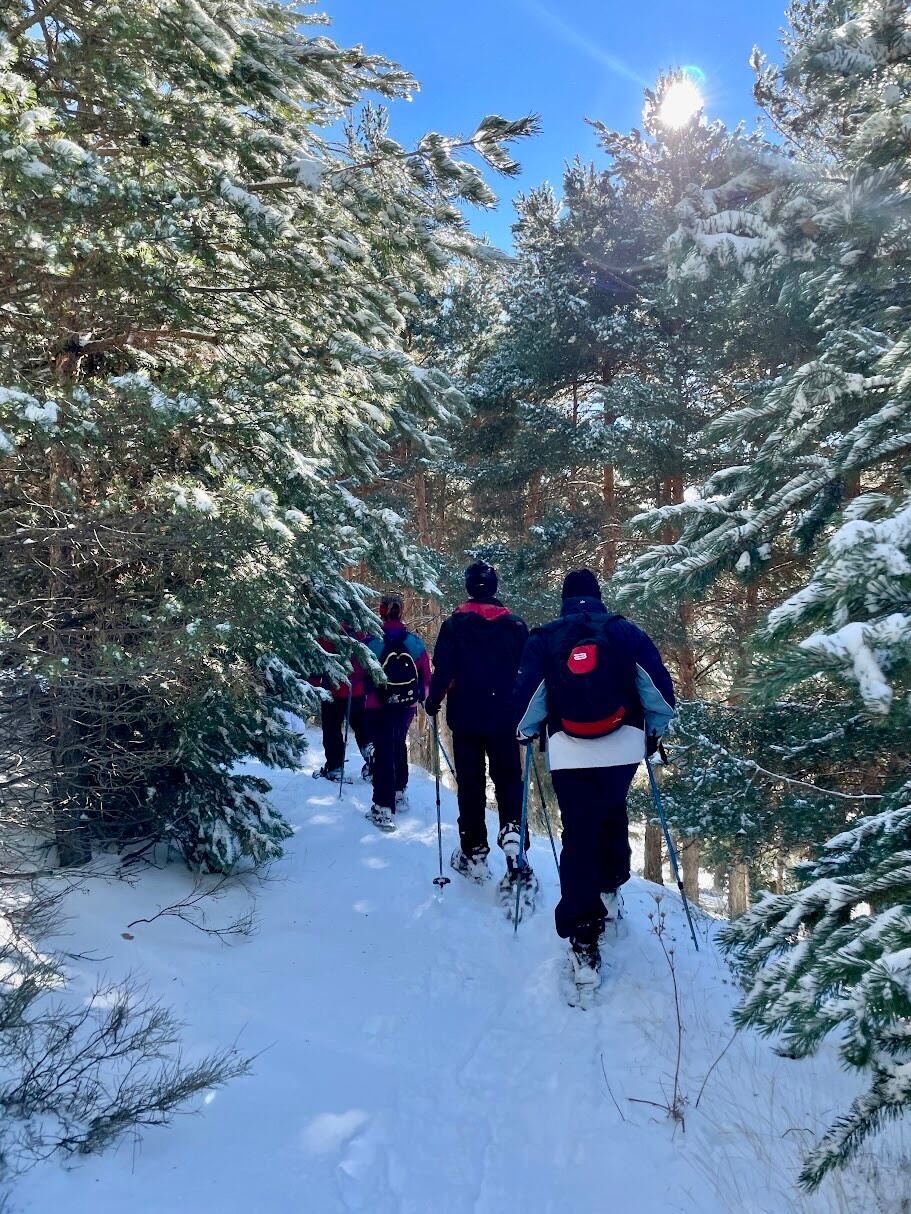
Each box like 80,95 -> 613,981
513,597 -> 675,770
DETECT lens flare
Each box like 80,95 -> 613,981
657,77 -> 704,129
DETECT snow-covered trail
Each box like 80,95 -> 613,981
17,731 -> 863,1214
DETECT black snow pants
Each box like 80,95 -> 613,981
371,706 -> 413,811
320,695 -> 372,772
451,729 -> 524,856
551,764 -> 638,944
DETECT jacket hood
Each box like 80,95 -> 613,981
561,596 -> 608,618
382,619 -> 408,637
455,600 -> 512,621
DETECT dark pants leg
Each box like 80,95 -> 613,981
484,732 -> 523,831
320,698 -> 347,771
451,730 -> 489,855
372,708 -> 412,811
394,708 -> 415,794
349,696 -> 371,756
551,765 -> 637,943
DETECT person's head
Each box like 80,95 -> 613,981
379,592 -> 404,622
464,560 -> 498,601
561,568 -> 602,602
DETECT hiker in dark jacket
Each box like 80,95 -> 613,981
363,593 -> 430,834
513,568 -> 675,993
426,562 -> 530,885
310,629 -> 373,782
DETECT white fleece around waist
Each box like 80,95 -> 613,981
547,725 -> 646,770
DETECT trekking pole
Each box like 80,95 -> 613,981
531,754 -> 560,877
513,743 -> 534,936
432,718 -> 451,892
645,755 -> 699,952
421,706 -> 456,778
338,685 -> 353,800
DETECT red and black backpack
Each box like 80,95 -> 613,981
545,614 -> 634,739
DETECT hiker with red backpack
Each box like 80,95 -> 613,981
363,593 -> 431,833
513,569 -> 675,995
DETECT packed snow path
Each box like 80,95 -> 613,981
19,730 -> 865,1213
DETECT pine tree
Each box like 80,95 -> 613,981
722,780 -> 911,1189
0,2 -> 533,869
615,0 -> 911,1184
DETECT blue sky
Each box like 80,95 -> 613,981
321,0 -> 791,247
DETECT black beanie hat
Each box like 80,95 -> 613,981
465,561 -> 498,600
561,568 -> 601,601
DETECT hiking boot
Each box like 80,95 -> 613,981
497,856 -> 539,922
366,804 -> 395,833
450,846 -> 491,883
395,790 -> 409,812
316,765 -> 344,782
569,938 -> 601,991
601,890 -> 623,921
498,822 -> 521,861
600,891 -> 627,940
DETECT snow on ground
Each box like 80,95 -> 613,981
13,729 -> 899,1214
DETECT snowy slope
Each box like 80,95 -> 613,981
14,730 -> 891,1214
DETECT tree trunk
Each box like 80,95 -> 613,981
660,470 -> 699,900
681,835 -> 700,904
410,710 -> 455,791
414,469 -> 431,546
602,461 -> 617,578
49,352 -> 92,868
728,862 -> 751,918
525,468 -> 543,529
55,796 -> 92,867
644,821 -> 663,884
601,374 -> 617,578
775,853 -> 787,895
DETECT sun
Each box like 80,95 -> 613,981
657,78 -> 704,129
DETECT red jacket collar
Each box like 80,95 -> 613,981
455,600 -> 511,621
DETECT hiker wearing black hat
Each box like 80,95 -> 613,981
513,568 -> 675,995
426,563 -> 531,893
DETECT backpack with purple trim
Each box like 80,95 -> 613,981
545,613 -> 635,739
377,637 -> 422,707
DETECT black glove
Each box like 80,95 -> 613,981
517,732 -> 538,746
646,732 -> 660,757
425,700 -> 440,718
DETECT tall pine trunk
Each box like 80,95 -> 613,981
644,820 -> 664,885
658,469 -> 700,902
681,837 -> 700,902
49,355 -> 92,867
601,368 -> 617,578
728,863 -> 750,918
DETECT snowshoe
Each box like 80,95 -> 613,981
564,939 -> 601,1009
497,822 -> 521,861
313,765 -> 352,784
497,857 -> 539,924
395,790 -> 409,812
600,890 -> 628,942
450,846 -> 491,884
365,804 -> 396,833
360,744 -> 375,781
